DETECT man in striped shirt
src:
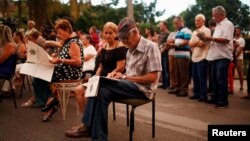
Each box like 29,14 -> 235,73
168,16 -> 192,97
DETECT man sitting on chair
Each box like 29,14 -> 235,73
65,17 -> 162,140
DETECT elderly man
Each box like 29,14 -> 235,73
205,6 -> 234,108
189,14 -> 211,102
25,20 -> 36,36
65,17 -> 162,140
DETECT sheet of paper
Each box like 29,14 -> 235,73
20,41 -> 55,82
85,76 -> 100,97
20,63 -> 38,76
26,41 -> 53,65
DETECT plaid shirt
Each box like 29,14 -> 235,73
125,36 -> 162,99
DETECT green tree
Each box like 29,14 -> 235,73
74,0 -> 164,32
134,0 -> 165,24
180,0 -> 250,35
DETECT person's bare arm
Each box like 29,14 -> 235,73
95,63 -> 103,76
113,71 -> 158,85
50,42 -> 81,66
0,43 -> 16,63
205,36 -> 230,44
107,60 -> 126,77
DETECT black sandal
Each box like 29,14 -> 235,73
42,106 -> 58,122
41,98 -> 59,112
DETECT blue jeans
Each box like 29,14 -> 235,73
82,78 -> 148,141
211,59 -> 230,104
32,78 -> 53,106
161,53 -> 169,88
192,60 -> 208,99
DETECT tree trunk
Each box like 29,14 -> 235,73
70,0 -> 79,21
127,0 -> 134,21
27,0 -> 50,31
0,0 -> 11,18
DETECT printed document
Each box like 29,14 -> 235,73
85,76 -> 120,97
20,41 -> 55,82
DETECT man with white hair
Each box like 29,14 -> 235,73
204,6 -> 234,108
189,14 -> 211,102
25,20 -> 36,36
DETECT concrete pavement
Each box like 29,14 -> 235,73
0,80 -> 250,141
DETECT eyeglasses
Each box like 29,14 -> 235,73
119,28 -> 136,42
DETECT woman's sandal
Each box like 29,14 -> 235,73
20,100 -> 35,108
41,98 -> 59,112
42,106 -> 58,122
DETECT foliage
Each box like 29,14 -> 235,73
134,0 -> 165,24
73,0 -> 164,33
179,0 -> 250,35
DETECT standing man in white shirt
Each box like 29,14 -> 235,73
205,6 -> 234,108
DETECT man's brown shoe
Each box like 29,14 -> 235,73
65,124 -> 91,138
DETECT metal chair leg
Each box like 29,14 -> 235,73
19,75 -> 25,99
126,104 -> 129,126
152,100 -> 155,138
113,102 -> 116,120
9,80 -> 17,109
26,75 -> 31,91
129,106 -> 136,141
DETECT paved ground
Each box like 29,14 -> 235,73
0,79 -> 250,141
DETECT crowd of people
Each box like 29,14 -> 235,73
0,5 -> 249,141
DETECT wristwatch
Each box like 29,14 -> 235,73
121,75 -> 127,80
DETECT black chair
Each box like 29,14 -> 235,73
112,94 -> 156,141
0,53 -> 18,109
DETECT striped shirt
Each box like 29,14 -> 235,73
125,36 -> 162,99
174,27 -> 192,58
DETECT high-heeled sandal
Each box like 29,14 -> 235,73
41,98 -> 59,112
42,115 -> 50,122
49,106 -> 58,118
42,106 -> 58,122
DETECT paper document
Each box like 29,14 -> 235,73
85,76 -> 100,97
85,76 -> 120,97
20,41 -> 55,82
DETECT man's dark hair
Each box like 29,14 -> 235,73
208,19 -> 216,27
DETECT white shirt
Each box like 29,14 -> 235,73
190,25 -> 211,62
167,32 -> 177,56
206,18 -> 234,61
235,37 -> 245,60
82,45 -> 97,72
